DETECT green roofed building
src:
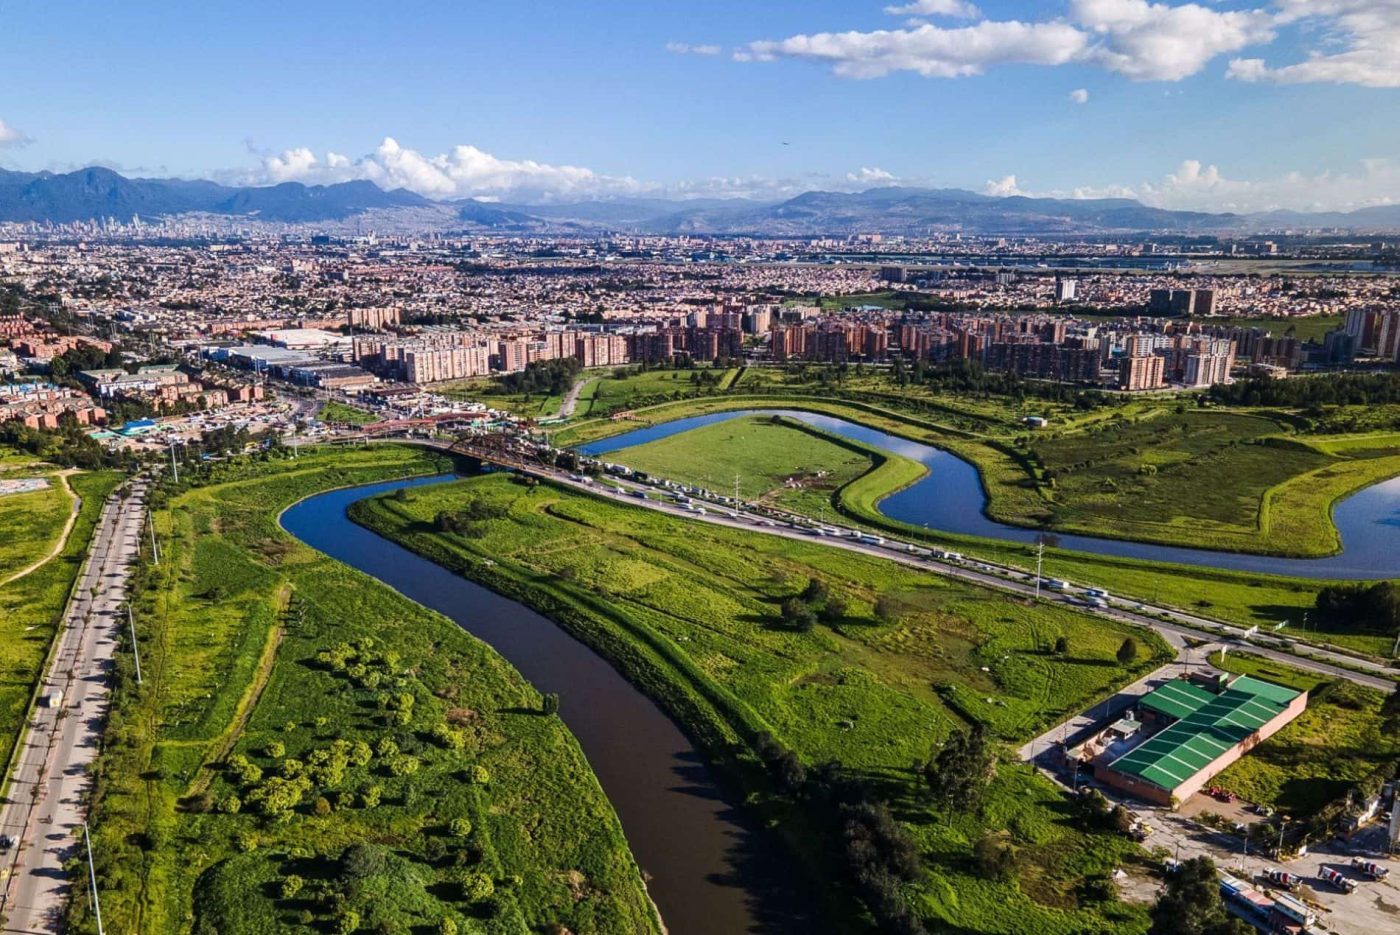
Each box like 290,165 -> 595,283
1097,673 -> 1307,808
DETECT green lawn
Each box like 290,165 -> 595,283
1210,652 -> 1397,818
73,446 -> 658,935
354,474 -> 1175,934
0,470 -> 71,580
318,400 -> 378,425
612,414 -> 881,517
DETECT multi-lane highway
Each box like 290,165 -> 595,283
0,476 -> 147,934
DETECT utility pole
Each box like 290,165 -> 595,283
84,821 -> 104,935
127,606 -> 142,685
147,509 -> 159,565
168,440 -> 179,484
1034,541 -> 1045,601
734,473 -> 740,504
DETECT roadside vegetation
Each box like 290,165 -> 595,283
354,473 -> 1177,934
73,446 -> 658,935
318,400 -> 379,426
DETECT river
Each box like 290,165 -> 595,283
281,476 -> 808,935
579,409 -> 1400,580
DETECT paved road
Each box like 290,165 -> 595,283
0,477 -> 147,933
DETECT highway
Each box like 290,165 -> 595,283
0,476 -> 147,934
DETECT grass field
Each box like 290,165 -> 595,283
613,414 -> 883,517
318,400 -> 378,425
0,469 -> 122,775
354,474 -> 1176,934
74,447 -> 658,935
1209,652 -> 1397,818
0,471 -> 71,581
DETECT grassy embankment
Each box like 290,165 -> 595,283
73,446 -> 658,935
558,395 -> 1400,658
355,473 -> 1175,934
318,400 -> 379,425
613,414 -> 880,518
0,468 -> 123,771
1209,652 -> 1398,817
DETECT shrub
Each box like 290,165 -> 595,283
389,756 -> 421,777
281,874 -> 304,899
461,871 -> 494,902
448,817 -> 473,837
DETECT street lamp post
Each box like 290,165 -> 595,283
84,821 -> 104,935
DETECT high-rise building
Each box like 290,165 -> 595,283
1054,277 -> 1078,303
1119,353 -> 1166,391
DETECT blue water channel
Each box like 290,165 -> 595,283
579,409 -> 1400,580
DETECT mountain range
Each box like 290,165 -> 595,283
4,166 -> 1400,235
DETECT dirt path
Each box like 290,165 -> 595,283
0,469 -> 81,588
558,375 -> 596,418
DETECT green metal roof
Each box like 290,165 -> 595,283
1137,679 -> 1214,721
1108,677 -> 1302,794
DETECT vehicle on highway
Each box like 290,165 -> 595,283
1047,579 -> 1069,591
857,534 -> 885,546
1084,587 -> 1110,600
41,690 -> 63,708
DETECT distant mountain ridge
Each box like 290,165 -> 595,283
0,165 -> 1395,233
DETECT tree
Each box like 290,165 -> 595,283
1053,636 -> 1069,656
924,724 -> 996,807
1149,857 -> 1251,935
541,692 -> 560,716
819,594 -> 848,625
1116,638 -> 1138,665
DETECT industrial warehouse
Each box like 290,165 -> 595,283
1067,671 -> 1308,808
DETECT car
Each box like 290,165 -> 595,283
0,835 -> 11,850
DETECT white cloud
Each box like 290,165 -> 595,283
1072,0 -> 1274,81
0,119 -> 31,147
1069,87 -> 1091,103
991,159 -> 1400,213
735,0 -> 1283,82
1228,0 -> 1400,88
883,0 -> 980,18
983,174 -> 1027,196
246,137 -> 646,201
665,42 -> 722,56
738,20 -> 1089,79
846,166 -> 899,185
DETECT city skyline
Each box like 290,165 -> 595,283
1,1 -> 1398,212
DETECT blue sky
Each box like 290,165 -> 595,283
1,0 -> 1397,211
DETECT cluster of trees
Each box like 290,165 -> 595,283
434,497 -> 510,534
778,578 -> 848,631
1209,372 -> 1400,410
1313,581 -> 1400,636
748,733 -> 927,934
0,420 -> 134,470
889,359 -> 1115,408
1148,857 -> 1251,935
492,358 -> 582,397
